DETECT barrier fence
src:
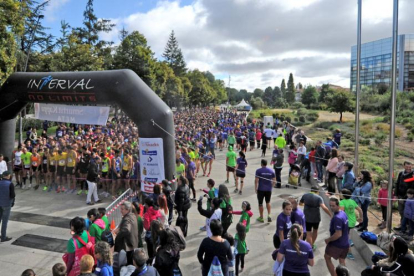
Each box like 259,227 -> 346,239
105,188 -> 138,230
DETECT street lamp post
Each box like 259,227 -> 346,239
354,0 -> 362,175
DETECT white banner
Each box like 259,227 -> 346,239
139,138 -> 165,193
34,103 -> 109,125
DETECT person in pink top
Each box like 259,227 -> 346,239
256,129 -> 262,149
325,149 -> 339,195
377,180 -> 395,229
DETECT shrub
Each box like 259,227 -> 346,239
376,123 -> 389,132
360,139 -> 371,146
294,117 -> 299,122
290,102 -> 305,109
395,128 -> 403,138
404,123 -> 413,130
299,115 -> 306,123
285,116 -> 292,123
402,118 -> 410,124
306,112 -> 319,122
259,113 -> 266,118
411,128 -> 414,135
319,103 -> 328,110
374,134 -> 386,146
408,134 -> 414,142
297,108 -> 308,116
373,166 -> 385,174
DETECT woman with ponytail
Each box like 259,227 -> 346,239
235,151 -> 248,195
276,223 -> 314,276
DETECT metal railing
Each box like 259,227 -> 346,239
105,188 -> 138,230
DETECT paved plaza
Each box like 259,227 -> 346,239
0,143 -> 367,276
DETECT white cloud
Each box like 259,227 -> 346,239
44,0 -> 71,22
102,0 -> 414,90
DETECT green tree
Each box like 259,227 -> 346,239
250,96 -> 265,109
325,89 -> 355,122
253,88 -> 264,98
162,30 -> 187,76
187,69 -> 215,106
263,86 -> 275,107
113,31 -> 156,88
281,79 -> 286,99
286,73 -> 295,104
226,87 -> 238,104
301,85 -> 318,108
0,0 -> 26,84
319,83 -> 333,103
297,82 -> 303,89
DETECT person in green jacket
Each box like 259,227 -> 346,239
227,132 -> 236,149
87,209 -> 106,242
98,208 -> 110,231
276,135 -> 287,150
235,223 -> 248,275
231,201 -> 253,233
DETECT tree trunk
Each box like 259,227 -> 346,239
339,112 -> 343,123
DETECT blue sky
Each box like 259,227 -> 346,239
39,0 -> 414,90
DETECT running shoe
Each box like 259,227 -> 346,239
224,180 -> 229,183
22,184 -> 27,190
347,253 -> 355,260
200,226 -> 206,231
256,217 -> 264,223
77,190 -> 83,195
239,190 -> 242,195
349,239 -> 354,247
86,202 -> 95,205
84,190 -> 88,195
268,216 -> 272,223
34,185 -> 39,190
28,184 -> 32,189
234,188 -> 239,193
43,186 -> 48,191
312,244 -> 317,250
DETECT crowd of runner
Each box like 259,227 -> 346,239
1,107 -> 414,276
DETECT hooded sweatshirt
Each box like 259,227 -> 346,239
143,207 -> 161,231
232,210 -> 253,233
89,219 -> 106,242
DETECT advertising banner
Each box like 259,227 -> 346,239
139,138 -> 165,193
34,103 -> 109,125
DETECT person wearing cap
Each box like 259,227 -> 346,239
225,146 -> 237,184
0,171 -> 15,242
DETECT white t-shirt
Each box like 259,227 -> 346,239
159,209 -> 169,228
0,160 -> 7,175
207,209 -> 222,237
297,145 -> 307,155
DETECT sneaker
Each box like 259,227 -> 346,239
347,253 -> 355,260
239,190 -> 242,195
312,244 -> 317,250
234,188 -> 239,193
268,216 -> 272,223
28,184 -> 32,188
200,226 -> 206,231
96,199 -> 102,203
393,226 -> 402,231
22,184 -> 27,190
191,198 -> 197,202
84,190 -> 88,195
349,239 -> 354,247
256,217 -> 264,223
224,180 -> 229,183
34,184 -> 39,190
43,186 -> 48,191
77,190 -> 83,195
1,237 -> 12,242
377,222 -> 384,227
86,202 -> 95,205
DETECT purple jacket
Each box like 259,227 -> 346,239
404,198 -> 414,220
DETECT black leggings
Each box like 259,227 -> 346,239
236,253 -> 245,275
381,205 -> 387,221
188,178 -> 196,199
282,270 -> 310,276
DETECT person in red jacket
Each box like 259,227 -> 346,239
143,197 -> 161,263
256,129 -> 262,149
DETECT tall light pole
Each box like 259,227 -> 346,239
354,0 -> 362,175
387,0 -> 399,233
19,13 -> 44,146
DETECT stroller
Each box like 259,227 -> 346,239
287,164 -> 301,189
300,156 -> 311,183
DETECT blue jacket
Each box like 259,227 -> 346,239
352,181 -> 372,205
342,170 -> 355,191
95,261 -> 113,276
404,198 -> 414,220
0,179 -> 14,208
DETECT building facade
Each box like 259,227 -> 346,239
350,34 -> 414,92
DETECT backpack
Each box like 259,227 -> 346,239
65,232 -> 96,276
221,199 -> 233,225
208,256 -> 224,276
360,231 -> 377,244
101,229 -> 114,248
377,231 -> 395,252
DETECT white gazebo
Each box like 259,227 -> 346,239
234,99 -> 252,111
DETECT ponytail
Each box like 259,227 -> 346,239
290,223 -> 303,256
239,151 -> 245,160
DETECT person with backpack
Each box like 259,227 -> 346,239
65,217 -> 96,276
197,219 -> 233,276
98,208 -> 110,231
94,241 -> 114,276
219,184 -> 233,235
88,209 -> 106,242
153,229 -> 182,276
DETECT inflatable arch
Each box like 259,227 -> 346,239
0,70 -> 175,180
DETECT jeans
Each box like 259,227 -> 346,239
0,206 -> 11,240
401,217 -> 414,236
398,199 -> 405,224
86,180 -> 99,203
275,168 -> 282,188
360,200 -> 370,230
316,162 -> 323,181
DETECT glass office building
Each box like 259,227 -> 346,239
350,34 -> 414,92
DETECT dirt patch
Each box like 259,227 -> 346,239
367,207 -> 401,234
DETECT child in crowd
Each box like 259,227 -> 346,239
79,254 -> 95,276
377,180 -> 394,230
231,201 -> 253,233
200,179 -> 217,231
224,233 -> 236,276
234,223 -> 248,276
94,241 -> 113,276
21,269 -> 36,276
340,189 -> 363,260
52,263 -> 67,276
399,188 -> 414,241
98,208 -> 110,231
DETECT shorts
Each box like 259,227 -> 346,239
49,166 -> 56,173
102,171 -> 108,178
79,167 -> 88,174
218,139 -> 223,143
226,166 -> 235,172
273,233 -> 281,248
267,137 -> 272,141
325,244 -> 348,260
42,164 -> 48,174
236,172 -> 246,178
257,190 -> 271,205
122,169 -> 129,179
249,141 -> 255,147
305,222 -> 320,232
57,166 -> 66,177
236,139 -> 241,145
24,165 -> 31,171
112,171 -> 120,180
66,166 -> 75,175
228,144 -> 234,149
32,166 -> 40,172
13,165 -> 22,172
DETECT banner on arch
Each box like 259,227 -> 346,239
139,138 -> 165,193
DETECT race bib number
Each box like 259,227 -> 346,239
43,159 -> 48,164
59,160 -> 65,166
15,157 -> 21,165
50,160 -> 56,165
103,164 -> 108,171
32,161 -> 37,166
68,158 -> 73,163
24,165 -> 30,169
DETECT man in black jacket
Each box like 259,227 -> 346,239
86,153 -> 101,205
0,171 -> 15,242
394,161 -> 414,229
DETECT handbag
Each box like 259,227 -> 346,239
208,256 -> 224,276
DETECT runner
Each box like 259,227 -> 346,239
225,146 -> 237,184
234,151 -> 247,195
255,159 -> 276,223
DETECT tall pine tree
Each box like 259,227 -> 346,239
281,79 -> 286,99
162,30 -> 187,76
286,73 -> 295,104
